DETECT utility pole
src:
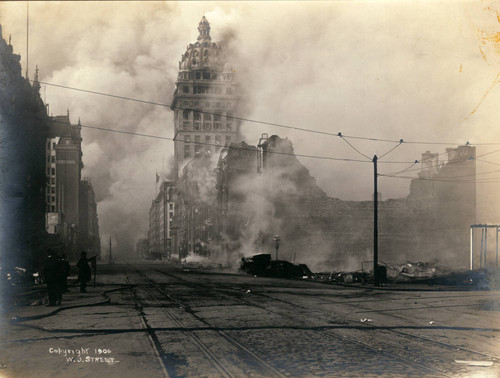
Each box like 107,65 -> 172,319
373,155 -> 379,286
109,236 -> 112,263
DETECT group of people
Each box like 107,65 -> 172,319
43,250 -> 93,306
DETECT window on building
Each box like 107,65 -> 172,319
169,203 -> 173,210
194,112 -> 201,121
52,142 -> 56,149
195,145 -> 202,155
226,136 -> 232,145
183,86 -> 189,93
183,110 -> 189,120
51,205 -> 55,212
51,168 -> 55,175
194,101 -> 200,106
51,186 -> 55,194
195,135 -> 201,144
226,87 -> 233,94
203,72 -> 210,80
184,135 -> 191,143
196,72 -> 201,80
51,178 -> 55,184
215,135 -> 221,145
51,156 -> 55,163
184,146 -> 191,158
51,196 -> 56,203
214,114 -> 221,130
194,122 -> 200,130
183,100 -> 188,107
183,122 -> 190,130
205,136 -> 211,145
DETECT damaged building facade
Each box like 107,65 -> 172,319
176,135 -> 476,270
166,18 -> 476,270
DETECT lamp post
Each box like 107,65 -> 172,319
274,235 -> 281,261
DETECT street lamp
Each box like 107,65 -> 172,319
273,235 -> 280,261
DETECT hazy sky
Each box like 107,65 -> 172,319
1,1 -> 499,256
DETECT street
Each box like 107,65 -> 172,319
1,263 -> 499,377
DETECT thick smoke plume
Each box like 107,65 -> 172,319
1,2 -> 499,260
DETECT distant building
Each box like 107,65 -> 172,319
171,16 -> 241,177
79,178 -> 101,258
44,114 -> 84,260
136,237 -> 149,259
148,181 -> 175,259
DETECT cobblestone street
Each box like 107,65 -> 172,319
1,263 -> 499,377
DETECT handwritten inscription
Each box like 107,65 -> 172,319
49,348 -> 119,364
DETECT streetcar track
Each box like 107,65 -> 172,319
149,268 -> 455,376
151,267 -> 497,376
132,267 -> 286,378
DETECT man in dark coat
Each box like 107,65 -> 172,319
77,251 -> 91,293
44,250 -> 62,306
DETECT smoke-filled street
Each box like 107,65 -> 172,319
2,262 -> 499,377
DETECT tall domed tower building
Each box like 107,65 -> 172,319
171,16 -> 242,177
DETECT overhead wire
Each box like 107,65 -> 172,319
378,140 -> 403,160
338,133 -> 372,160
33,80 -> 500,147
4,110 -> 425,164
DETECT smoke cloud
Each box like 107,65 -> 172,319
1,1 -> 499,258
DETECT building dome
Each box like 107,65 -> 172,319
179,17 -> 228,72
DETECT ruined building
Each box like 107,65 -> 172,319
171,16 -> 241,177
165,19 -> 476,270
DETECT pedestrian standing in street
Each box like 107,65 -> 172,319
44,250 -> 62,306
77,251 -> 91,293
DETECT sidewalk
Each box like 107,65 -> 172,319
3,278 -> 110,323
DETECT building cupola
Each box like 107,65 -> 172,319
197,16 -> 211,42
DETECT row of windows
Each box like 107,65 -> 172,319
47,155 -> 56,163
46,141 -> 57,150
183,85 -> 233,95
180,99 -> 234,109
46,167 -> 56,176
46,195 -> 56,204
183,136 -> 232,158
182,121 -> 231,131
181,110 -> 233,120
178,71 -> 233,81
